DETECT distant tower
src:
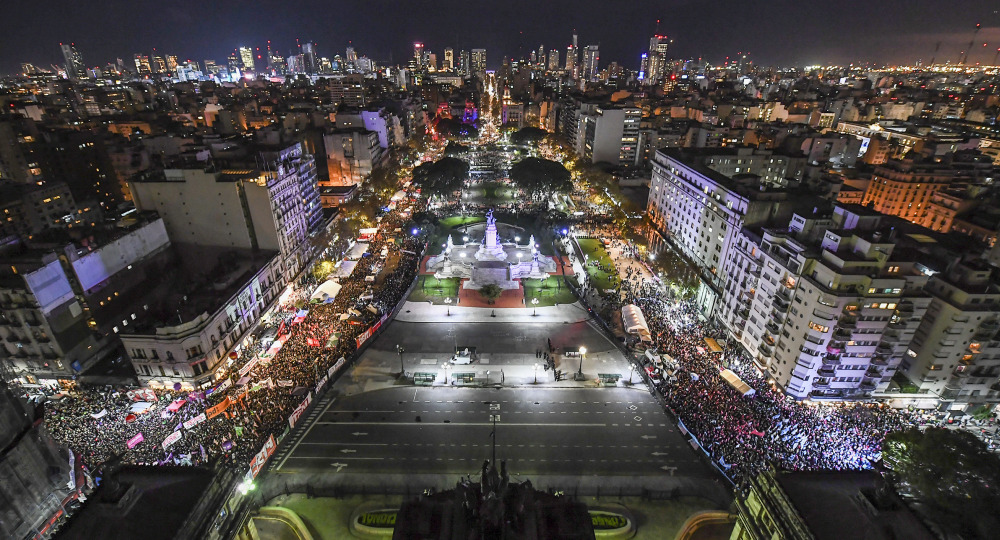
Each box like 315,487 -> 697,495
582,45 -> 599,81
239,46 -> 255,72
443,48 -> 454,70
471,49 -> 487,78
60,43 -> 86,79
412,42 -> 425,70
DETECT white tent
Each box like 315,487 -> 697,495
720,369 -> 755,397
310,280 -> 342,302
331,260 -> 358,278
621,304 -> 652,342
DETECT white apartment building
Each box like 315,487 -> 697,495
646,149 -> 810,316
901,262 -> 1000,411
120,251 -> 284,390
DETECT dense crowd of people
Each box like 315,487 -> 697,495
44,194 -> 426,477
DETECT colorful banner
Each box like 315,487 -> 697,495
259,378 -> 273,389
238,357 -> 259,377
316,375 -> 329,392
355,316 -> 387,348
206,400 -> 229,419
182,413 -> 206,430
210,378 -> 232,396
246,435 -> 277,480
288,392 -> 313,429
277,379 -> 294,387
127,433 -> 144,449
162,430 -> 182,451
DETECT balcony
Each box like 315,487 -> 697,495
812,379 -> 831,389
776,287 -> 791,300
770,311 -> 785,324
833,329 -> 852,340
817,368 -> 836,378
836,317 -> 857,329
881,331 -> 903,344
773,297 -> 790,312
765,321 -> 781,335
974,319 -> 1000,340
826,341 -> 846,354
871,356 -> 889,366
896,302 -> 914,314
865,367 -> 883,378
859,381 -> 878,391
822,354 -> 841,366
876,343 -> 894,355
757,343 -> 773,358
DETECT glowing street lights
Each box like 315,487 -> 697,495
533,363 -> 540,384
445,296 -> 452,316
578,346 -> 587,377
531,296 -> 539,316
441,363 -> 452,385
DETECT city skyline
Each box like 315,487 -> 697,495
2,0 -> 999,75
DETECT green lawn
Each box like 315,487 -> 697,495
576,238 -> 618,291
522,277 -> 577,306
409,276 -> 461,304
439,216 -> 485,228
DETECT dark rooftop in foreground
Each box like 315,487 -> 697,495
56,466 -> 213,540
773,470 -> 935,540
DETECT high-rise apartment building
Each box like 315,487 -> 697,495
470,49 -> 487,78
861,158 -> 993,223
580,106 -> 641,166
565,45 -> 576,74
60,43 -> 86,79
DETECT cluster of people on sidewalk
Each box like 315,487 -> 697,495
620,280 -> 907,485
44,199 -> 425,475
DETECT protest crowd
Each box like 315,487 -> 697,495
45,195 -> 425,477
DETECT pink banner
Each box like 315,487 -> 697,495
127,432 -> 144,449
247,435 -> 277,479
166,399 -> 187,412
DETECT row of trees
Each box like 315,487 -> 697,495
410,154 -> 573,204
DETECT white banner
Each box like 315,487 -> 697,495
182,413 -> 206,430
90,409 -> 108,420
162,430 -> 183,451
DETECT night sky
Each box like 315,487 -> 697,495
2,0 -> 999,75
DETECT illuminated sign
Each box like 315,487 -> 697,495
589,510 -> 632,534
356,510 -> 397,528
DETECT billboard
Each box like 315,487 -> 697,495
24,260 -> 76,316
71,218 -> 169,292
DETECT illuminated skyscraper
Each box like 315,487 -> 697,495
151,55 -> 167,73
459,50 -> 470,76
166,55 -> 179,72
548,48 -> 559,71
133,54 -> 151,74
346,46 -> 358,62
60,43 -> 86,78
301,41 -> 317,73
412,42 -> 425,70
239,46 -> 255,72
642,34 -> 671,84
537,44 -> 545,66
582,45 -> 599,81
471,49 -> 487,78
443,48 -> 454,70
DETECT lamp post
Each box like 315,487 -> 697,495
531,296 -> 539,316
628,362 -> 636,385
396,344 -> 405,374
445,296 -> 452,316
441,363 -> 452,385
486,370 -> 490,386
578,346 -> 586,377
533,363 -> 540,384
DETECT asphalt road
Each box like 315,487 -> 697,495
270,386 -> 713,479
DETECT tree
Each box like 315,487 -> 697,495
883,427 -> 1000,539
478,284 -> 503,305
510,127 -> 548,146
412,157 -> 469,199
508,158 -> 573,204
436,118 -> 479,140
444,141 -> 470,156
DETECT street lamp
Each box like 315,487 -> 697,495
531,296 -> 539,316
445,296 -> 452,316
396,344 -> 405,375
578,346 -> 587,377
441,363 -> 452,385
533,363 -> 540,384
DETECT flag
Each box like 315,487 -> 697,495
234,426 -> 244,437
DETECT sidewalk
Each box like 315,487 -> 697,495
394,300 -> 594,323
